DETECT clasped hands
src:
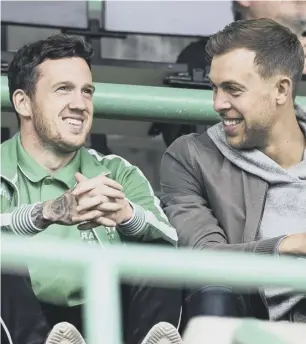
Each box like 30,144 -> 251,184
71,172 -> 134,229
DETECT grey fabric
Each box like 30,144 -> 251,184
160,132 -> 282,256
207,105 -> 306,320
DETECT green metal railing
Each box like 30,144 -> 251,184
2,75 -> 306,124
2,234 -> 306,344
2,74 -> 306,343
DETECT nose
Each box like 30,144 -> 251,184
68,91 -> 87,112
213,90 -> 232,113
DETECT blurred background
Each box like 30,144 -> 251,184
2,0 -> 306,195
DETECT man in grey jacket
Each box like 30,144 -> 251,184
160,18 -> 306,325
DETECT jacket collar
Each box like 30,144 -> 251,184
0,133 -> 20,183
0,133 -> 111,184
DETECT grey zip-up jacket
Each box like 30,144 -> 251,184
160,132 -> 285,254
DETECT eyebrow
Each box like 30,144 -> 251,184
53,81 -> 96,93
207,76 -> 247,90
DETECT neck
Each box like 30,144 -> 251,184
261,107 -> 305,168
20,128 -> 75,174
244,13 -> 252,20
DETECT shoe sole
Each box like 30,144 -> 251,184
45,322 -> 86,344
141,322 -> 183,344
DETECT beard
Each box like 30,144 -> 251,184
232,125 -> 271,150
32,105 -> 88,155
226,94 -> 275,150
225,113 -> 273,151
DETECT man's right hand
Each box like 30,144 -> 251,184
42,190 -> 77,225
39,190 -> 104,227
278,233 -> 306,256
31,172 -> 125,229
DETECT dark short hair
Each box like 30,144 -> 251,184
206,18 -> 304,98
8,34 -> 94,123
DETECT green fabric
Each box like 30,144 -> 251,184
0,133 -> 177,307
5,136 -> 120,306
7,135 -> 120,306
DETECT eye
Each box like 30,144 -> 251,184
56,86 -> 70,92
227,87 -> 242,96
82,88 -> 94,97
84,88 -> 93,95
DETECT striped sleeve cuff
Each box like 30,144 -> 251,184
10,204 -> 44,236
275,235 -> 288,256
117,202 -> 146,236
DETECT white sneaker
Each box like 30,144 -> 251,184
141,322 -> 183,344
45,322 -> 86,344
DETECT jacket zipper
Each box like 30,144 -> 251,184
254,183 -> 269,240
0,174 -> 20,207
254,183 -> 270,314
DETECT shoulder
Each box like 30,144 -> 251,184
165,132 -> 221,157
162,132 -> 225,177
87,148 -> 133,169
86,148 -> 146,184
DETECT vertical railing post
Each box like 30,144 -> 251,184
85,259 -> 122,344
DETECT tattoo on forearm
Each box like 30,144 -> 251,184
31,203 -> 52,229
42,191 -> 77,225
31,191 -> 77,228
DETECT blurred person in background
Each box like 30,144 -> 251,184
157,0 -> 306,148
234,0 -> 306,72
178,0 -> 306,72
161,18 -> 306,326
0,34 -> 182,344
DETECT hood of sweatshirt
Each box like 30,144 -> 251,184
207,105 -> 306,184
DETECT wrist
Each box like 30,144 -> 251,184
121,201 -> 134,224
117,202 -> 146,236
30,202 -> 52,230
278,234 -> 303,255
42,200 -> 56,224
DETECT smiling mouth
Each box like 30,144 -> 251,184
223,119 -> 243,126
62,118 -> 84,128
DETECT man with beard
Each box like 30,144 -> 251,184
0,34 -> 181,344
158,0 -> 306,148
161,18 -> 306,324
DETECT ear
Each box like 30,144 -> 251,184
12,89 -> 33,120
236,1 -> 251,8
275,77 -> 292,105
